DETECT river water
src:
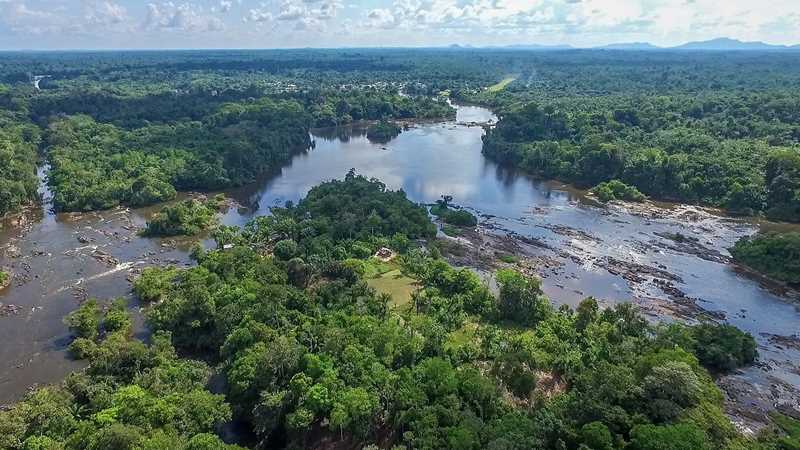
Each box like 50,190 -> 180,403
1,105 -> 798,427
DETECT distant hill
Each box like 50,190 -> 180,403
601,42 -> 661,50
460,38 -> 799,52
673,37 -> 792,50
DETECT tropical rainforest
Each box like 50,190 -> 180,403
2,173 -> 790,450
1,49 -> 800,449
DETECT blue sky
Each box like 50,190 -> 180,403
0,0 -> 798,50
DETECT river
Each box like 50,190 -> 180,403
1,105 -> 798,429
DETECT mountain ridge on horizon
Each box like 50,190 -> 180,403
448,37 -> 799,51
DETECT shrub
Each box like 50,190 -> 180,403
65,299 -> 102,340
273,239 -> 299,261
593,179 -> 646,202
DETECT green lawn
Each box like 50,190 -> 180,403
367,268 -> 418,308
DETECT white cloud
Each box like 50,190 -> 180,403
143,2 -> 225,32
0,0 -> 130,35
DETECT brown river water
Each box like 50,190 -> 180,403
1,105 -> 798,431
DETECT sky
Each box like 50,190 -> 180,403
0,0 -> 798,50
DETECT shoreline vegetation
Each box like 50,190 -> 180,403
142,195 -> 227,238
4,173 -> 795,450
731,232 -> 800,286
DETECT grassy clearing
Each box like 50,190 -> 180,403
360,258 -> 398,278
487,76 -> 517,92
367,268 -> 418,308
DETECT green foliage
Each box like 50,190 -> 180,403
2,47 -> 787,449
480,88 -> 800,220
0,113 -> 40,217
440,224 -> 462,237
579,421 -> 614,450
628,423 -> 711,450
690,324 -> 758,373
9,172 -> 760,449
306,90 -> 455,127
765,150 -> 800,221
64,299 -> 102,340
64,298 -> 133,359
0,270 -> 9,287
731,232 -> 800,284
496,269 -> 551,326
287,170 -> 437,242
128,174 -> 757,448
143,199 -> 220,237
430,203 -> 479,227
366,120 -> 402,143
45,98 -> 311,211
593,179 -> 646,203
273,239 -> 299,261
761,414 -> 800,450
103,298 -> 133,335
0,330 -> 236,450
133,266 -> 180,303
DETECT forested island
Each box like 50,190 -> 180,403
1,49 -> 800,450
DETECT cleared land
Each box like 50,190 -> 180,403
487,76 -> 517,92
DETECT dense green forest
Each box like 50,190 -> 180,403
467,52 -> 800,221
2,49 -> 800,449
0,88 -> 40,217
5,174 -> 795,450
44,98 -> 312,211
2,49 -> 800,217
731,232 -> 800,284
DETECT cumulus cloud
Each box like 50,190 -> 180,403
244,7 -> 273,23
0,0 -> 130,35
143,2 -> 225,32
243,0 -> 341,31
